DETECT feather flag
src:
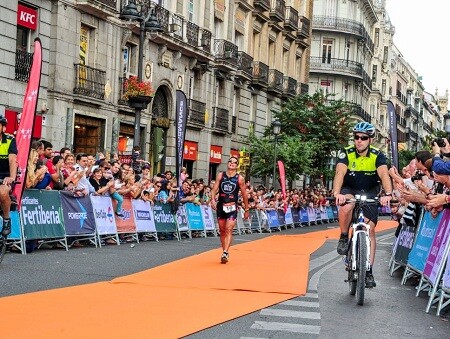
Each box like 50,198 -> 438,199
277,160 -> 287,213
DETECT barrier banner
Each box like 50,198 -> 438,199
300,208 -> 309,224
394,225 -> 415,264
175,204 -> 189,232
90,195 -> 117,235
320,208 -> 328,222
59,191 -> 96,235
443,255 -> 450,289
153,202 -> 177,232
315,208 -> 322,223
407,210 -> 441,273
326,206 -> 334,220
266,210 -> 280,228
185,203 -> 204,231
284,207 -> 294,225
132,199 -> 156,233
21,190 -> 65,240
307,207 -> 316,223
114,198 -> 136,233
423,209 -> 450,285
332,205 -> 338,219
291,207 -> 300,223
201,205 -> 215,231
277,210 -> 286,226
8,211 -> 22,240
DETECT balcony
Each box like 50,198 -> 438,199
267,69 -> 284,95
212,107 -> 229,133
310,57 -> 363,79
214,39 -> 238,71
252,61 -> 269,88
405,105 -> 419,119
297,82 -> 309,95
352,105 -> 371,123
297,16 -> 310,39
284,6 -> 298,31
423,121 -> 433,134
269,0 -> 286,23
254,0 -> 271,11
396,90 -> 407,105
73,64 -> 106,100
407,129 -> 418,140
15,49 -> 33,82
237,51 -> 253,79
188,99 -> 206,128
186,21 -> 200,47
282,76 -> 297,98
76,0 -> 117,19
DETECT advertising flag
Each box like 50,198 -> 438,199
277,160 -> 287,213
175,90 -> 188,188
14,38 -> 43,207
387,100 -> 399,169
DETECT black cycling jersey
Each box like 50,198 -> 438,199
218,171 -> 240,204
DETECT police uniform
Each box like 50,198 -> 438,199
0,132 -> 17,179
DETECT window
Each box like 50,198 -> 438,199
320,80 -> 332,94
372,65 -> 377,82
16,26 -> 30,52
80,25 -> 90,65
188,0 -> 194,21
383,46 -> 388,64
122,45 -> 131,74
374,28 -> 379,48
322,39 -> 333,64
283,49 -> 289,75
382,79 -> 386,96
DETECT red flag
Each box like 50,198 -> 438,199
277,160 -> 287,214
14,38 -> 43,208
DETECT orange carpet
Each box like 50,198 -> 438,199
0,221 -> 397,339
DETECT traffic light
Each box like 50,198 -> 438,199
153,127 -> 165,163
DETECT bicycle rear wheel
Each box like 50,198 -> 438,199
356,232 -> 367,306
0,235 -> 6,264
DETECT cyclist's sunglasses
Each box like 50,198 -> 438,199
354,135 -> 370,141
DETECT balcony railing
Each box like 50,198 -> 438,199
254,0 -> 271,11
352,105 -> 371,123
186,21 -> 200,47
298,16 -> 310,39
252,61 -> 269,87
405,105 -> 419,119
267,69 -> 284,94
407,129 -> 418,140
298,82 -> 309,95
423,122 -> 433,134
362,68 -> 372,90
237,51 -> 253,78
188,99 -> 206,127
270,0 -> 286,23
212,107 -> 229,133
396,90 -> 407,105
200,29 -> 212,53
283,76 -> 297,97
73,64 -> 106,100
15,49 -> 33,82
284,6 -> 298,31
310,57 -> 363,79
214,39 -> 238,65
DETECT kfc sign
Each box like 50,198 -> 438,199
17,4 -> 38,30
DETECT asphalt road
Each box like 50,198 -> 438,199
1,218 -> 449,338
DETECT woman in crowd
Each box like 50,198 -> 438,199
89,167 -> 115,196
99,160 -> 124,217
26,149 -> 50,189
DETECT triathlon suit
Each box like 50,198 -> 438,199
336,144 -> 387,223
216,171 -> 240,220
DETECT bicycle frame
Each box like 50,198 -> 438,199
348,195 -> 372,272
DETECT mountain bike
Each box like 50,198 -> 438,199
343,195 -> 377,306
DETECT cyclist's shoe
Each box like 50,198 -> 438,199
337,234 -> 349,255
221,251 -> 229,264
1,219 -> 11,236
365,273 -> 376,288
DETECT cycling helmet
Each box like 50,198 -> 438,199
353,121 -> 375,138
0,115 -> 6,126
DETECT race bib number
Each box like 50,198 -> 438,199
223,204 -> 236,213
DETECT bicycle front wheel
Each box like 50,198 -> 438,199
356,232 -> 367,306
0,235 -> 6,264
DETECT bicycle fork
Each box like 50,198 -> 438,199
350,223 -> 371,272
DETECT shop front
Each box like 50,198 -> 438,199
209,145 -> 222,184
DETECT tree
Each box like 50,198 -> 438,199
246,91 -> 354,184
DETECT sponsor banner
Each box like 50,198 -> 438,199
332,205 -> 338,219
326,206 -> 334,220
291,207 -> 300,223
266,210 -> 280,228
90,195 -> 117,235
307,207 -> 316,223
4,211 -> 21,240
315,208 -> 322,222
201,205 -> 215,231
300,208 -> 309,224
114,198 -> 136,233
320,208 -> 328,221
394,225 -> 415,264
185,203 -> 204,231
277,209 -> 286,226
176,90 -> 188,188
443,254 -> 450,289
284,207 -> 294,225
175,204 -> 189,232
423,209 -> 450,285
278,161 -> 287,213
59,191 -> 96,235
132,199 -> 156,233
153,202 -> 177,232
387,100 -> 399,169
249,209 -> 260,229
407,210 -> 441,273
21,190 -> 65,240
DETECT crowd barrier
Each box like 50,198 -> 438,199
6,189 -> 343,254
389,207 -> 450,316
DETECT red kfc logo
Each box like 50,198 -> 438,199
17,4 -> 38,30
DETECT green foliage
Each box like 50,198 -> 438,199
246,91 -> 354,182
398,149 -> 416,171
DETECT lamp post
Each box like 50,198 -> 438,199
120,1 -> 162,148
272,120 -> 281,189
444,112 -> 450,139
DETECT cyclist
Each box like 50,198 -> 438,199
332,121 -> 393,287
0,115 -> 18,236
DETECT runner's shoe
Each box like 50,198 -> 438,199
365,272 -> 376,288
2,219 -> 11,236
337,234 -> 349,255
221,251 -> 229,264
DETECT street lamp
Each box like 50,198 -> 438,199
120,0 -> 162,148
272,120 -> 281,189
444,112 -> 450,139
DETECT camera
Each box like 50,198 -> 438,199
432,138 -> 447,148
411,171 -> 426,181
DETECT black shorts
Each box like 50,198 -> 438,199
216,202 -> 238,221
340,187 -> 379,224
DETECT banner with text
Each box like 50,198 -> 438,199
90,195 -> 117,235
60,191 -> 96,235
